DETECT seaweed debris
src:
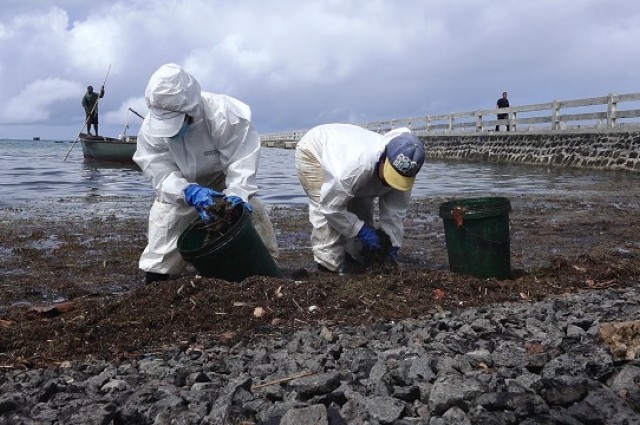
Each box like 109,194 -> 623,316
360,228 -> 396,273
197,200 -> 242,245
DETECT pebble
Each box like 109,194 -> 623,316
1,286 -> 640,423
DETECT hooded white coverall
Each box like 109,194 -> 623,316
295,123 -> 413,272
134,91 -> 277,275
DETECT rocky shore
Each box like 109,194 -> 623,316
1,284 -> 640,424
1,187 -> 640,423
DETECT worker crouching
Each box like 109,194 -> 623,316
295,124 -> 425,275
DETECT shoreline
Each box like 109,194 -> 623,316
1,190 -> 640,421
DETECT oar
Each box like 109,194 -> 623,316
128,107 -> 145,120
122,107 -> 145,138
64,64 -> 112,162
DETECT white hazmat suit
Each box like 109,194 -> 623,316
134,64 -> 277,275
295,123 -> 420,272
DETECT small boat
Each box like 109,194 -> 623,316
79,132 -> 137,164
33,137 -> 40,141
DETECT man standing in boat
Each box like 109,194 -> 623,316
82,85 -> 105,136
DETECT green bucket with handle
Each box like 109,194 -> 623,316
438,197 -> 511,279
177,206 -> 282,282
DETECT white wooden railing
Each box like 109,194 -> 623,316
260,91 -> 640,142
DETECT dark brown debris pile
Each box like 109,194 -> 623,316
1,195 -> 640,368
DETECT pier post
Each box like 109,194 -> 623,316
551,101 -> 560,131
607,93 -> 617,128
476,113 -> 484,132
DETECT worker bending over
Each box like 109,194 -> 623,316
295,123 -> 425,275
134,63 -> 277,284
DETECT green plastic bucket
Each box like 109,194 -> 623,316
438,197 -> 512,279
177,207 -> 282,282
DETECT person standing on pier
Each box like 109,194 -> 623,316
496,91 -> 510,131
295,124 -> 425,275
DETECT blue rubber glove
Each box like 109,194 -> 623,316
357,224 -> 382,251
384,246 -> 400,268
224,195 -> 253,213
184,184 -> 223,221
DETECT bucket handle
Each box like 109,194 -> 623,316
450,207 -> 510,245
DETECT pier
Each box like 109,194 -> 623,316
260,91 -> 640,172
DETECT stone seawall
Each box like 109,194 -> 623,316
419,130 -> 640,172
262,140 -> 298,149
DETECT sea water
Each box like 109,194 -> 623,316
0,138 -> 636,207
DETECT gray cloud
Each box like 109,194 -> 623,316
1,0 -> 639,139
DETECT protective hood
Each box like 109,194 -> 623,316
145,63 -> 202,137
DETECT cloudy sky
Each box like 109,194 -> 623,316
1,0 -> 639,140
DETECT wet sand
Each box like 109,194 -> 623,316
2,187 -> 640,422
2,186 -> 640,307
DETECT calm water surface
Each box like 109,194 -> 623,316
0,138 -> 637,207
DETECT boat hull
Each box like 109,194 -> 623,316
80,133 -> 137,164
